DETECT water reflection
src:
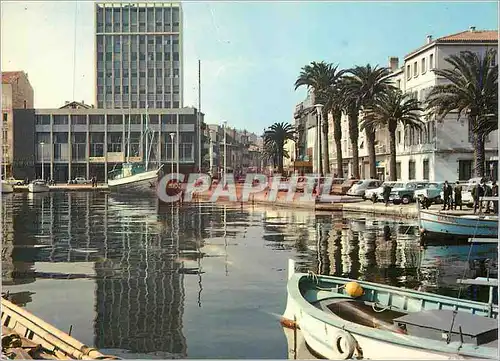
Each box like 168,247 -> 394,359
1,193 -> 497,358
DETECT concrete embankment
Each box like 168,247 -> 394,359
14,184 -> 109,192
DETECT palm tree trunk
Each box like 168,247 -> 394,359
366,126 -> 377,179
348,110 -> 360,179
389,129 -> 397,181
322,109 -> 330,175
333,110 -> 343,177
474,132 -> 486,177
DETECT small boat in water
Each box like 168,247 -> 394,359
281,259 -> 498,360
1,296 -> 119,359
27,180 -> 50,193
1,180 -> 14,194
418,208 -> 498,240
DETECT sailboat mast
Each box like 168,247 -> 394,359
145,110 -> 149,171
127,113 -> 131,163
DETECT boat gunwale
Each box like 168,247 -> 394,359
419,209 -> 499,224
107,168 -> 160,186
288,272 -> 498,358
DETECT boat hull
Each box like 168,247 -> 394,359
1,181 -> 14,193
108,169 -> 159,193
282,260 -> 498,360
419,210 -> 498,238
28,184 -> 50,193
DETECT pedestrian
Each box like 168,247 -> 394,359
382,183 -> 392,207
484,181 -> 492,213
492,181 -> 498,215
442,181 -> 452,210
473,179 -> 485,214
453,181 -> 462,210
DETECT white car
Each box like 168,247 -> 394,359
69,177 -> 90,184
365,181 -> 398,202
346,179 -> 382,198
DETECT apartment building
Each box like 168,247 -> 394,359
1,71 -> 34,178
338,27 -> 498,181
95,2 -> 183,109
13,102 -> 202,182
206,124 -> 263,176
293,90 -> 316,173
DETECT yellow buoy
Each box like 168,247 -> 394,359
345,281 -> 364,298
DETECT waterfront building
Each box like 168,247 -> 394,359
293,90 -> 315,174
1,71 -> 34,178
206,124 -> 263,176
337,27 -> 498,181
12,103 -> 203,182
95,1 -> 183,109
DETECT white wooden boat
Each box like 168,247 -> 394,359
1,180 -> 14,194
108,163 -> 163,192
27,180 -> 50,193
281,259 -> 498,360
1,296 -> 119,359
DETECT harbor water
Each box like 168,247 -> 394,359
1,192 -> 497,359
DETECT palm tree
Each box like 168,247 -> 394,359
263,122 -> 295,174
345,64 -> 394,179
426,49 -> 498,177
295,61 -> 345,175
363,89 -> 424,181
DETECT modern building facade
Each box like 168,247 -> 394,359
13,103 -> 202,182
337,27 -> 498,181
1,71 -> 34,178
95,2 -> 183,109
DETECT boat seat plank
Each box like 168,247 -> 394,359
456,278 -> 498,287
394,310 -> 498,336
468,238 -> 498,243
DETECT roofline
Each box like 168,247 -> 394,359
404,40 -> 498,60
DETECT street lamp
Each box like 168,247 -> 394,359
40,141 -> 45,181
169,132 -> 175,174
314,103 -> 324,177
209,129 -> 215,176
222,121 -> 227,182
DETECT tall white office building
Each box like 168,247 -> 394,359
95,2 -> 183,109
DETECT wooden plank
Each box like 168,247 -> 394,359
468,237 -> 498,243
480,196 -> 499,202
456,278 -> 498,287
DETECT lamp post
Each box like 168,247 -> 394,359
209,129 -> 215,176
314,103 -> 324,177
40,141 -> 45,181
169,132 -> 175,174
222,121 -> 227,182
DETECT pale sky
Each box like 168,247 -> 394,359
1,1 -> 498,134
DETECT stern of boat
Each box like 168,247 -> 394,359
281,259 -> 300,329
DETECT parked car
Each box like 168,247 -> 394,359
365,181 -> 398,202
331,179 -> 359,195
346,179 -> 382,198
389,181 -> 429,204
414,181 -> 445,205
5,177 -> 25,185
68,177 -> 90,184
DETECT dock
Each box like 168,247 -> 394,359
13,184 -> 110,192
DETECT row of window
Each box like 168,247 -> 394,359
98,100 -> 180,108
97,6 -> 180,23
407,54 -> 434,80
35,113 -> 192,126
97,23 -> 179,34
394,159 -> 430,180
36,132 -> 195,144
37,143 -> 194,161
97,52 -> 180,62
96,35 -> 179,47
98,86 -> 179,95
97,69 -> 179,79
